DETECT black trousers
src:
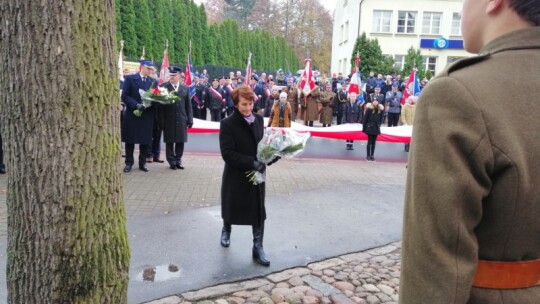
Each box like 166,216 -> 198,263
366,135 -> 378,156
165,142 -> 184,165
387,113 -> 400,127
149,121 -> 162,158
125,144 -> 149,166
210,109 -> 221,122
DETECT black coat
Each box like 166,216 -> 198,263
362,104 -> 383,136
219,110 -> 266,225
158,82 -> 194,143
121,74 -> 157,144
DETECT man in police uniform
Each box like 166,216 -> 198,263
400,1 -> 540,303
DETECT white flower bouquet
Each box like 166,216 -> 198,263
246,128 -> 310,185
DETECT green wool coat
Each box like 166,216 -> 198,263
400,27 -> 540,304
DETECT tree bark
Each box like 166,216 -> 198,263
0,0 -> 130,302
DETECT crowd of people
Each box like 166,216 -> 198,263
121,62 -> 425,164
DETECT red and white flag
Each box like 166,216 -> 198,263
185,42 -> 193,87
401,68 -> 420,105
245,52 -> 252,87
299,59 -> 316,95
159,47 -> 170,85
348,55 -> 361,95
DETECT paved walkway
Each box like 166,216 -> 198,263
0,150 -> 408,304
144,242 -> 401,304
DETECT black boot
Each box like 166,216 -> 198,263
0,164 -> 5,174
252,223 -> 270,266
220,223 -> 231,247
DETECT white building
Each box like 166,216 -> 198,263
331,0 -> 472,77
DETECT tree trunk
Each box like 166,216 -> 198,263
0,0 -> 130,303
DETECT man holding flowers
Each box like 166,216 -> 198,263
121,59 -> 157,173
158,66 -> 193,170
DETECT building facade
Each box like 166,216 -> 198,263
331,0 -> 471,77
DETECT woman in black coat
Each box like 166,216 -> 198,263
362,100 -> 384,161
219,85 -> 270,266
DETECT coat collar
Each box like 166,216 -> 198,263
479,27 -> 540,56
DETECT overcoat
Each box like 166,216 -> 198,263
319,91 -> 335,125
121,74 -> 157,144
300,87 -> 320,121
158,82 -> 193,143
400,27 -> 540,304
220,110 -> 266,225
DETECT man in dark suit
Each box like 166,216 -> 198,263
121,60 -> 157,173
158,66 -> 193,170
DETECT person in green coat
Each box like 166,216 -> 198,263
400,0 -> 540,303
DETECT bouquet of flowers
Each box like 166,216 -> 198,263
134,86 -> 180,117
246,128 -> 310,185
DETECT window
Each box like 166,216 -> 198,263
394,55 -> 405,71
372,10 -> 392,33
340,24 -> 344,43
451,12 -> 461,35
423,56 -> 437,74
422,12 -> 442,35
397,11 -> 417,34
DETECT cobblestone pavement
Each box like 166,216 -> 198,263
144,242 -> 401,304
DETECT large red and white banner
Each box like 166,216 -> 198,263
187,119 -> 412,143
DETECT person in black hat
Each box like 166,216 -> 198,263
157,66 -> 194,170
121,59 -> 158,172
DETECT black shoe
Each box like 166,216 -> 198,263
366,156 -> 370,161
371,156 -> 376,161
123,165 -> 132,173
169,164 -> 177,170
153,158 -> 165,163
252,246 -> 270,266
220,227 -> 231,247
176,162 -> 184,170
139,165 -> 149,172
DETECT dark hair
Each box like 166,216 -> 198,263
231,86 -> 256,106
509,0 -> 540,25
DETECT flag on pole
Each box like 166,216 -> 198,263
158,42 -> 170,85
245,52 -> 252,87
401,68 -> 421,104
299,59 -> 316,95
118,40 -> 124,81
348,53 -> 361,95
138,47 -> 146,72
185,45 -> 193,86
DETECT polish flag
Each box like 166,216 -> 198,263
158,48 -> 170,85
348,55 -> 361,95
401,68 -> 420,104
299,59 -> 316,95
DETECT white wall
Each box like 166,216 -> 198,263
331,0 -> 472,77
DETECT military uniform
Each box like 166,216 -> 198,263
300,87 -> 320,126
334,89 -> 348,125
284,86 -> 299,121
400,27 -> 540,303
319,90 -> 335,126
